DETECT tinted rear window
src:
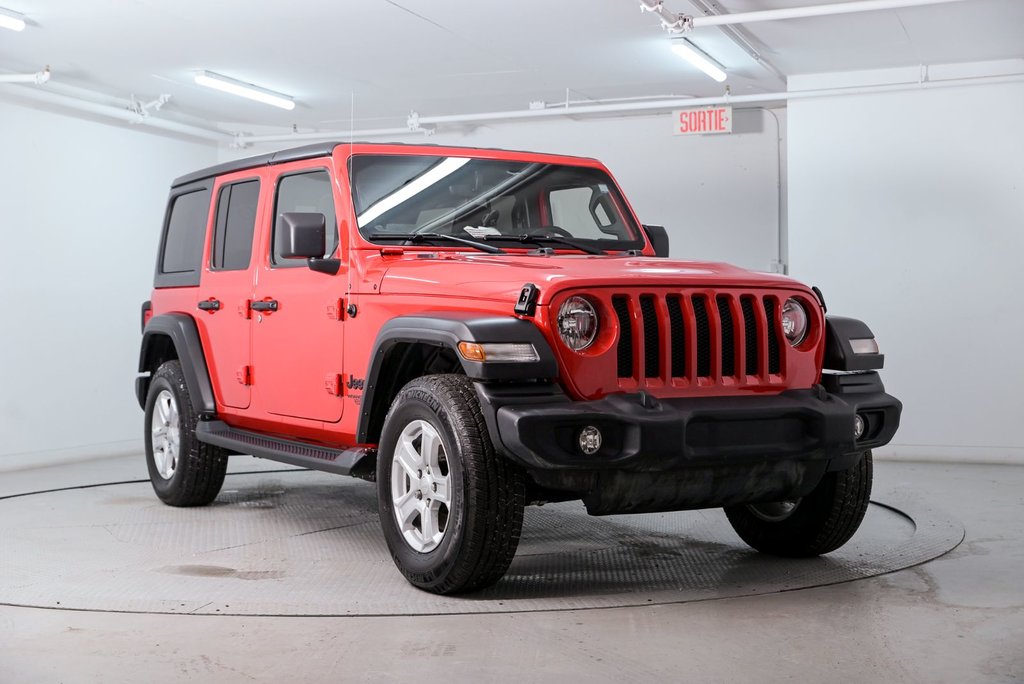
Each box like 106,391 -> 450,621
161,189 -> 211,275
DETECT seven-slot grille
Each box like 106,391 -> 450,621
612,292 -> 784,385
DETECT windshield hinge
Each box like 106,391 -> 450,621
514,283 -> 539,316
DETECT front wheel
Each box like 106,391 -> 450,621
376,374 -> 525,594
724,451 -> 873,557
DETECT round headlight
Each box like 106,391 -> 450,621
557,296 -> 599,352
781,298 -> 809,346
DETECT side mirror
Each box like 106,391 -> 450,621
277,212 -> 326,259
642,224 -> 670,258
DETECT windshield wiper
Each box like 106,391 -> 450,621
367,232 -> 506,254
486,233 -> 606,256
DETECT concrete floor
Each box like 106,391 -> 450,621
1,456 -> 1021,683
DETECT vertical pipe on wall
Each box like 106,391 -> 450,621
758,108 -> 787,274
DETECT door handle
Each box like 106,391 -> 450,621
198,298 -> 221,312
250,299 -> 279,312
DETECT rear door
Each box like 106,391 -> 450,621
250,162 -> 347,423
195,175 -> 262,409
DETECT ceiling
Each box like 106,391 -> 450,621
0,0 -> 1021,133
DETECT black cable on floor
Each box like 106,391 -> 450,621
0,468 -> 310,502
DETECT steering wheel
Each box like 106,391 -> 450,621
529,225 -> 574,238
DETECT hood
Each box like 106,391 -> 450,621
375,252 -> 807,303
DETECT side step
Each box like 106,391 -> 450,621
196,420 -> 376,480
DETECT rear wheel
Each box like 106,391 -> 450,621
724,451 -> 873,556
376,374 -> 525,594
144,360 -> 228,507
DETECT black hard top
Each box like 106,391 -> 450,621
172,142 -> 340,188
171,141 -> 598,188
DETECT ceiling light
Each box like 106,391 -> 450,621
671,39 -> 727,82
0,6 -> 26,31
193,70 -> 295,110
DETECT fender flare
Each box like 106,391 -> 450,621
356,312 -> 558,444
824,315 -> 885,372
136,313 -> 216,414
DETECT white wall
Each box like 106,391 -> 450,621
0,99 -> 217,469
788,66 -> 1024,464
224,108 -> 787,273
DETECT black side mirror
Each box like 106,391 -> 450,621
278,212 -> 326,259
642,224 -> 670,258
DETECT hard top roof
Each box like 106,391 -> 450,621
171,141 -> 598,189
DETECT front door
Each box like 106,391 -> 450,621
195,175 -> 262,410
251,163 -> 347,423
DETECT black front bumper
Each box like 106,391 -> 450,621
476,372 -> 901,514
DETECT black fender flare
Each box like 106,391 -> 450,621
824,315 -> 885,372
136,313 -> 216,414
356,312 -> 558,444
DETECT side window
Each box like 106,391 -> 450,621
159,187 -> 212,285
548,187 -> 618,240
212,180 -> 260,271
272,170 -> 338,268
549,187 -> 605,239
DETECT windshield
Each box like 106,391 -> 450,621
349,154 -> 644,251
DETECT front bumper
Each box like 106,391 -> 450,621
476,372 -> 901,514
487,372 -> 900,472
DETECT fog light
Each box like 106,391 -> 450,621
853,413 -> 866,440
578,426 -> 602,455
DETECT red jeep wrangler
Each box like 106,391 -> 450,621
137,142 -> 901,594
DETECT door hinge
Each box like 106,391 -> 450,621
239,301 -> 252,319
237,365 -> 253,385
327,298 -> 345,321
324,373 -> 343,396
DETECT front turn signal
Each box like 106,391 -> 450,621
457,342 -> 540,363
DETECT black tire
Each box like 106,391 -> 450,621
724,451 -> 873,557
144,360 -> 228,507
376,374 -> 525,594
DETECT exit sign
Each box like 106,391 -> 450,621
673,106 -> 732,135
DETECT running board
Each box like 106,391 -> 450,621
196,420 -> 376,480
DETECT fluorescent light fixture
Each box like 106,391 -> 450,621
671,39 -> 727,82
193,70 -> 295,110
0,6 -> 26,31
358,158 -> 471,227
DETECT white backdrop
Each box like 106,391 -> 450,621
0,100 -> 216,468
789,68 -> 1024,464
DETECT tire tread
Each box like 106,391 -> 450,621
724,452 -> 873,557
146,360 -> 228,507
377,374 -> 524,594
